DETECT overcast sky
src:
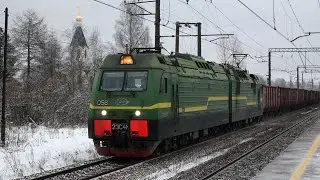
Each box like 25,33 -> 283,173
1,0 -> 320,84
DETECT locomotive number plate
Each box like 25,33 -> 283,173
112,123 -> 129,131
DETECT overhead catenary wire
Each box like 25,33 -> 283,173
200,0 -> 285,62
273,0 -> 276,29
235,0 -> 318,81
286,0 -> 320,61
179,0 -> 287,63
280,0 -> 294,38
91,0 -> 245,54
236,0 -> 315,67
176,0 -> 266,56
287,0 -> 304,32
163,0 -> 170,26
203,0 -> 266,49
90,0 -> 299,72
236,0 -> 291,42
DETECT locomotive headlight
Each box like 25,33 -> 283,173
135,110 -> 141,117
101,110 -> 107,116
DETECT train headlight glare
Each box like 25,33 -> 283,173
135,110 -> 141,116
101,110 -> 107,116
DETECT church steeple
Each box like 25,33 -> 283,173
70,6 -> 88,49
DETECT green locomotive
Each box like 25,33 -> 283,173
88,51 -> 263,157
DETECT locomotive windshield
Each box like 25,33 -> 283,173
100,71 -> 148,91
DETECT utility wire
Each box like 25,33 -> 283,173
286,0 -> 320,61
236,0 -> 315,67
236,0 -> 290,42
204,0 -> 266,49
91,0 -> 235,53
287,0 -> 304,32
273,0 -> 276,29
92,0 -> 276,64
163,0 -> 171,26
176,0 -> 265,55
280,0 -> 294,38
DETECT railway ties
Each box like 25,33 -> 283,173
22,157 -> 140,180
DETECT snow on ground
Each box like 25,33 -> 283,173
301,110 -> 312,115
0,125 -> 99,180
144,148 -> 231,180
238,137 -> 253,144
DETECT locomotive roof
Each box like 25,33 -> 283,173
101,53 -> 261,83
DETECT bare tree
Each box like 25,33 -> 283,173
88,28 -> 106,73
32,31 -> 62,81
11,9 -> 47,91
217,35 -> 245,68
256,75 -> 267,85
0,27 -> 18,79
112,0 -> 151,53
305,80 -> 314,90
274,78 -> 287,87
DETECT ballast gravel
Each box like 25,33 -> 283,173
210,112 -> 319,180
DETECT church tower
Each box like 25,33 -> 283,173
69,7 -> 89,92
70,7 -> 88,58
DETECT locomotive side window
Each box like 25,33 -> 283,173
164,78 -> 168,93
251,83 -> 257,94
160,76 -> 168,94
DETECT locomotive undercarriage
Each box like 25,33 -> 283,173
93,115 -> 262,158
93,129 -> 161,157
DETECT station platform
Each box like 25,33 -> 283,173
253,119 -> 320,180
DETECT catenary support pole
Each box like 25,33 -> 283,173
197,22 -> 201,57
268,51 -> 271,86
175,22 -> 179,54
297,67 -> 299,89
1,7 -> 8,147
155,0 -> 161,53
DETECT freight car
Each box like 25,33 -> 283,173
262,86 -> 320,113
88,52 -> 265,157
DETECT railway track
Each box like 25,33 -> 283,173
22,107 -> 316,180
22,157 -> 141,180
200,107 -> 319,180
23,122 -> 259,179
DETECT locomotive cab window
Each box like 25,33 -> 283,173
124,72 -> 148,91
100,72 -> 125,91
100,71 -> 148,91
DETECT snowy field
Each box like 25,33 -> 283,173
0,125 -> 99,180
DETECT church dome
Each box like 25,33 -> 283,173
76,15 -> 82,23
